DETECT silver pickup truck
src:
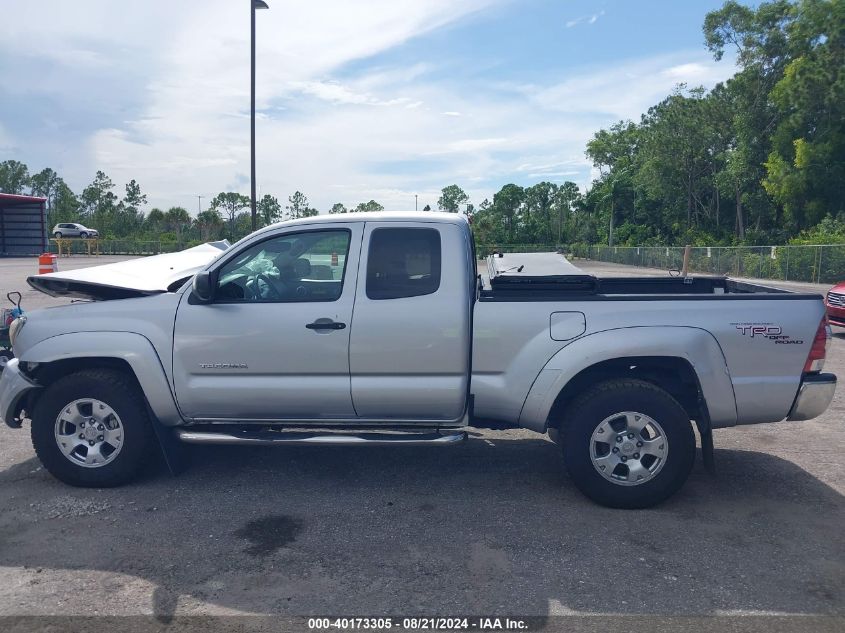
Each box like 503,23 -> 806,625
0,212 -> 836,508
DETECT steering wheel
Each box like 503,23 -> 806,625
253,273 -> 284,300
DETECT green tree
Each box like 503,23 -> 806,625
600,168 -> 632,247
165,206 -> 191,244
762,0 -> 845,229
329,203 -> 348,214
0,160 -> 31,194
209,192 -> 251,238
80,171 -> 118,235
258,194 -> 282,225
122,179 -> 147,212
555,181 -> 582,243
145,208 -> 166,234
354,200 -> 384,213
491,184 -> 524,242
437,184 -> 469,213
112,179 -> 147,237
524,182 -> 558,243
29,168 -> 60,225
52,180 -> 80,225
196,209 -> 224,241
285,191 -> 318,219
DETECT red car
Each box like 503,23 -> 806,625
825,282 -> 845,327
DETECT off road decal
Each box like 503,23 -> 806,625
731,322 -> 804,345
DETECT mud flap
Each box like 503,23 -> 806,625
695,419 -> 715,475
146,404 -> 189,475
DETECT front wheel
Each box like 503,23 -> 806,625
80,232 -> 89,239
31,369 -> 154,487
562,379 -> 695,509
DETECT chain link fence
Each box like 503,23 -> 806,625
569,244 -> 845,284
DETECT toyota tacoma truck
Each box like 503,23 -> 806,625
0,213 -> 836,508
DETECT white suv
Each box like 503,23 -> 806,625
52,223 -> 99,239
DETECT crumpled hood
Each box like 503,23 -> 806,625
27,241 -> 230,300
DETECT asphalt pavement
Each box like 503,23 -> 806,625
0,254 -> 842,630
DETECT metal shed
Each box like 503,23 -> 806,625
0,193 -> 48,256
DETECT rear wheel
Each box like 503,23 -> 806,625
53,231 -> 62,238
561,379 -> 695,509
31,369 -> 154,487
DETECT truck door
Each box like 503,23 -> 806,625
172,223 -> 361,421
349,221 -> 472,422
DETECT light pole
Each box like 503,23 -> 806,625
251,0 -> 269,232
415,194 -> 418,211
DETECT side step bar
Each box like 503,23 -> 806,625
176,428 -> 467,447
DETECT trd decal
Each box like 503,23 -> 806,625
732,323 -> 804,345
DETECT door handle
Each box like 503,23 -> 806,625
305,320 -> 346,330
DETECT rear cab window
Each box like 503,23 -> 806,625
366,228 -> 441,300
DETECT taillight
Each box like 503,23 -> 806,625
804,317 -> 831,373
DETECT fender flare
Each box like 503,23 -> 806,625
21,331 -> 183,427
517,326 -> 737,432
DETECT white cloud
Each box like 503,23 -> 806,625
566,10 -> 605,28
289,81 -> 414,107
529,51 -> 730,121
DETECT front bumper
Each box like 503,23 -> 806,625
825,303 -> 845,327
787,373 -> 837,421
0,358 -> 40,428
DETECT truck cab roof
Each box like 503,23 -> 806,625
253,211 -> 469,237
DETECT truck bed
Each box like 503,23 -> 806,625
480,274 -> 822,300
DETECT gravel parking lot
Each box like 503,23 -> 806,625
0,255 -> 843,629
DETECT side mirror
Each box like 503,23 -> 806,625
192,271 -> 215,303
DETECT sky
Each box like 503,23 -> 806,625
0,0 -> 742,215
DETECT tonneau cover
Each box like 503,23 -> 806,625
27,241 -> 230,300
486,251 -> 599,293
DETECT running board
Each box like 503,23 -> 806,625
175,428 -> 467,447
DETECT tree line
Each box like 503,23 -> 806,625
0,157 -> 585,248
0,161 -> 393,244
2,1 -> 841,249
583,0 -> 844,247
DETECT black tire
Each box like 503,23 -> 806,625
31,369 -> 154,487
80,232 -> 89,239
53,231 -> 62,239
561,379 -> 695,509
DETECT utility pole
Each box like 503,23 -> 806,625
415,194 -> 418,211
197,195 -> 204,214
250,0 -> 270,232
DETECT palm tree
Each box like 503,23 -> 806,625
165,207 -> 191,246
601,167 -> 631,247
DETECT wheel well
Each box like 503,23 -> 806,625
547,356 -> 704,429
28,357 -> 138,389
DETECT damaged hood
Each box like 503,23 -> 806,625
28,241 -> 230,300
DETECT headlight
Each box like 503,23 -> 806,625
9,316 -> 26,347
